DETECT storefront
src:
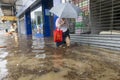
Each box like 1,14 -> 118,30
61,0 -> 90,34
16,0 -> 90,37
70,0 -> 120,50
16,0 -> 53,37
90,0 -> 120,35
16,0 -> 38,35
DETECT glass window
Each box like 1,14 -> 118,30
31,6 -> 43,35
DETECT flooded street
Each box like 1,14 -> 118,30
0,31 -> 120,80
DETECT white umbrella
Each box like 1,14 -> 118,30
50,2 -> 82,18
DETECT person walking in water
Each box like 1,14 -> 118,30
55,18 -> 70,48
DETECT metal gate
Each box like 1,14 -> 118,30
71,34 -> 120,50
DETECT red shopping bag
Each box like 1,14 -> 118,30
53,29 -> 63,42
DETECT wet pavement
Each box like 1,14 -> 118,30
0,31 -> 120,80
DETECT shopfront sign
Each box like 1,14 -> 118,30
16,0 -> 36,17
0,16 -> 17,21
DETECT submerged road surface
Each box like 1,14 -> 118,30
0,31 -> 120,80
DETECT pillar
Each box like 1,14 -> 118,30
24,8 -> 32,35
42,0 -> 53,37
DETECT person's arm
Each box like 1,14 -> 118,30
56,18 -> 64,28
61,19 -> 69,27
59,19 -> 65,27
55,18 -> 60,28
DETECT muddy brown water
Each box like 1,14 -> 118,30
0,32 -> 120,80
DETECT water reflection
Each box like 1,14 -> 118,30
0,60 -> 8,80
35,54 -> 46,59
0,32 -> 8,80
18,35 -> 33,53
32,38 -> 45,49
52,50 -> 64,69
13,33 -> 18,47
0,52 -> 8,80
0,52 -> 8,59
